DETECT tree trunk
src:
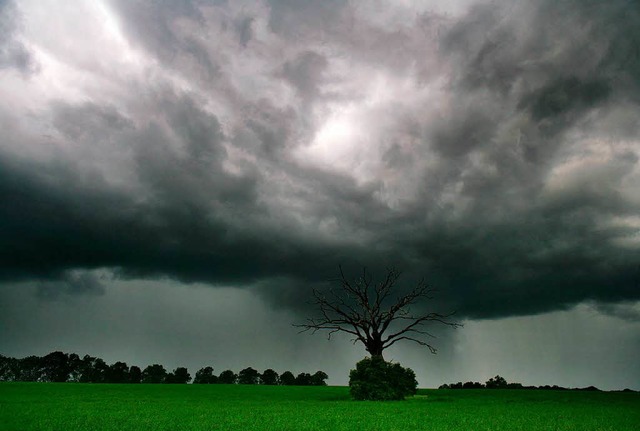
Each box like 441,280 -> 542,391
366,337 -> 385,361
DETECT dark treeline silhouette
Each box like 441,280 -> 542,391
0,352 -> 191,384
0,352 -> 328,386
439,375 -> 634,392
193,367 -> 328,386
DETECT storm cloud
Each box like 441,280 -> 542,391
1,0 -> 639,324
0,0 -> 37,74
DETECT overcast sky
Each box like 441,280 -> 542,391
1,0 -> 639,390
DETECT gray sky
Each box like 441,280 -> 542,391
1,0 -> 639,389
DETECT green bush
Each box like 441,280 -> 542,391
348,356 -> 417,400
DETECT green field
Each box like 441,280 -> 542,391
1,383 -> 638,431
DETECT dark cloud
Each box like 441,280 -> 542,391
0,0 -> 37,74
522,76 -> 611,122
281,51 -> 329,102
593,301 -> 640,322
267,0 -> 348,39
52,102 -> 134,141
429,98 -> 498,158
0,94 -> 376,289
236,16 -> 255,48
0,0 -> 639,326
107,0 -> 218,80
36,270 -> 106,300
376,0 -> 640,318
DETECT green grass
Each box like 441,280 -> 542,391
1,383 -> 639,431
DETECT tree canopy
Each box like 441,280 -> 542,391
238,367 -> 260,385
296,266 -> 461,359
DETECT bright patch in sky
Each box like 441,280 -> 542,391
302,104 -> 364,172
296,72 -> 419,182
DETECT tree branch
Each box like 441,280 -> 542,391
383,336 -> 438,354
294,266 -> 461,357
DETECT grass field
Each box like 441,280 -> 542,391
1,383 -> 639,431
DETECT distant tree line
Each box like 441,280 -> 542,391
0,352 -> 191,384
439,375 -> 613,392
194,366 -> 328,386
0,352 -> 328,386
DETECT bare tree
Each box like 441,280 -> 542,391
295,266 -> 461,360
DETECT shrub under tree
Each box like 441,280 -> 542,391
349,356 -> 417,401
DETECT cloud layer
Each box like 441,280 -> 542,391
1,0 -> 639,320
